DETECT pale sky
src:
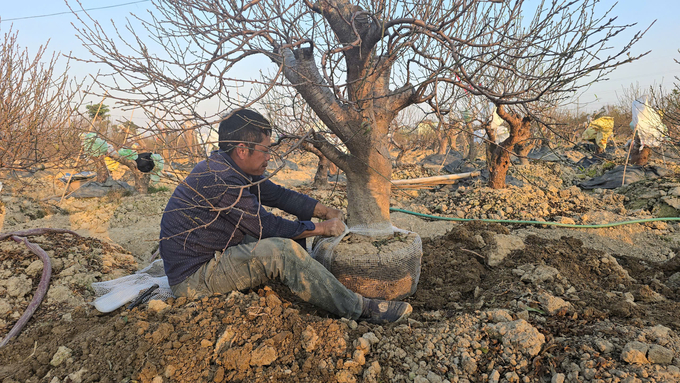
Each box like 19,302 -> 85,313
2,0 -> 678,123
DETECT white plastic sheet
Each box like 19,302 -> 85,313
631,97 -> 667,148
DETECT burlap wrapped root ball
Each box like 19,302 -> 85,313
312,227 -> 422,300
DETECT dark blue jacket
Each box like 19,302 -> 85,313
159,150 -> 317,285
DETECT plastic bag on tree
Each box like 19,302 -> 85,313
117,148 -> 138,161
631,97 -> 667,148
473,129 -> 486,144
581,116 -> 614,150
104,156 -> 120,172
311,222 -> 422,300
81,133 -> 109,157
149,153 -> 165,183
490,107 -> 509,144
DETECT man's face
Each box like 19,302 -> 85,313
239,133 -> 271,176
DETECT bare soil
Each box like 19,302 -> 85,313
2,148 -> 680,382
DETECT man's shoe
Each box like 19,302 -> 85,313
359,297 -> 412,324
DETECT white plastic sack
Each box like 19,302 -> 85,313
631,97 -> 667,148
91,260 -> 172,313
490,107 -> 510,144
476,107 -> 509,144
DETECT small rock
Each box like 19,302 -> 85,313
6,275 -> 32,298
593,339 -> 615,354
147,299 -> 169,312
355,337 -> 370,354
621,341 -> 649,364
647,344 -> 674,365
486,309 -> 513,323
336,369 -> 356,383
25,259 -> 44,277
265,294 -> 282,308
164,364 -> 176,378
426,371 -> 443,383
551,373 -> 565,383
537,292 -> 571,315
484,319 -> 545,357
489,369 -> 501,383
0,299 -> 11,317
667,272 -> 680,289
66,368 -> 88,383
521,265 -> 560,284
50,346 -> 73,367
301,325 -> 319,352
250,345 -> 278,366
488,235 -> 524,267
362,332 -> 380,345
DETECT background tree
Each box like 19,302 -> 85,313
85,103 -> 110,121
72,0 -> 647,226
0,28 -> 86,171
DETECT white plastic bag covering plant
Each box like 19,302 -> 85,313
631,97 -> 668,148
473,107 -> 508,144
490,107 -> 510,144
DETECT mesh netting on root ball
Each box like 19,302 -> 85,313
311,223 -> 422,300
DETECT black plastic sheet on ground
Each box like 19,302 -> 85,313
68,178 -> 135,198
578,165 -> 672,190
526,146 -> 566,162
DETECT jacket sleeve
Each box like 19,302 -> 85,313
221,177 -> 314,239
255,179 -> 318,221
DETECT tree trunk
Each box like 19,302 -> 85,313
345,160 -> 391,228
448,132 -> 458,153
514,139 -> 534,166
436,130 -> 447,155
487,142 -> 512,189
630,136 -> 651,166
110,153 -> 150,194
466,128 -> 478,161
94,156 -> 109,183
312,155 -> 331,188
486,106 -> 532,189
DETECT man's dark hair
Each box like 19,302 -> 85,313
218,109 -> 272,154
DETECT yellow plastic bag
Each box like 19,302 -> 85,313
104,156 -> 120,172
582,116 -> 614,150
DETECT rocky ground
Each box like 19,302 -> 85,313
2,146 -> 680,383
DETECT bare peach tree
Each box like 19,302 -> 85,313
0,28 -> 87,171
71,0 -> 646,225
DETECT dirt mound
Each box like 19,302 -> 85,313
413,222 -> 680,328
1,288 -> 364,383
0,232 -> 137,344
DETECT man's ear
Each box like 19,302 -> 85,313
234,143 -> 248,159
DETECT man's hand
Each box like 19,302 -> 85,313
318,218 -> 346,237
314,203 -> 345,221
324,207 -> 344,221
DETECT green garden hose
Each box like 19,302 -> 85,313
389,207 -> 680,229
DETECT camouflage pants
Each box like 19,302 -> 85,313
171,237 -> 363,320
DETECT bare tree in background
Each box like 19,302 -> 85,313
71,0 -> 647,225
0,28 -> 87,171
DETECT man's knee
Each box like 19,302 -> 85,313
263,238 -> 308,261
